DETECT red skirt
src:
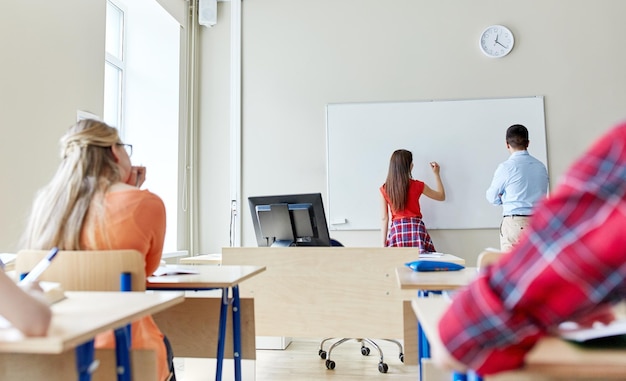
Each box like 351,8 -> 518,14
386,217 -> 436,253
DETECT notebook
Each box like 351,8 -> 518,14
559,320 -> 626,347
152,266 -> 200,277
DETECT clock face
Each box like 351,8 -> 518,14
479,25 -> 514,58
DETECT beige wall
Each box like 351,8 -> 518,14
0,1 -> 105,252
198,0 -> 626,264
2,1 -> 625,266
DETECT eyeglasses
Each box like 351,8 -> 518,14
116,143 -> 133,157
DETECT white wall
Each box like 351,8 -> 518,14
0,0 -> 186,253
2,0 -> 625,266
0,1 -> 105,251
198,0 -> 626,264
197,4 -> 232,254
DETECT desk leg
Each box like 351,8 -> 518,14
215,287 -> 229,381
417,290 -> 477,381
232,285 -> 242,381
417,290 -> 430,381
76,339 -> 96,381
452,372 -> 467,381
452,371 -> 481,381
115,271 -> 132,381
114,327 -> 132,381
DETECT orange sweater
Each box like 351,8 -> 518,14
82,188 -> 168,380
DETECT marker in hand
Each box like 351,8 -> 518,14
429,161 -> 442,175
19,247 -> 59,284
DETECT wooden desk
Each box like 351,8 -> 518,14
147,264 -> 264,290
395,265 -> 477,380
396,266 -> 477,291
221,247 -> 466,366
412,297 -> 626,381
0,291 -> 183,380
179,253 -> 222,265
147,265 -> 266,381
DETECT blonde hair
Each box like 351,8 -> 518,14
22,119 -> 123,250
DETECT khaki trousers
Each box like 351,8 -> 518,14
500,215 -> 531,252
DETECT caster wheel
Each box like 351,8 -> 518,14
378,362 -> 389,373
318,349 -> 327,359
360,346 -> 370,356
399,352 -> 404,363
325,359 -> 336,370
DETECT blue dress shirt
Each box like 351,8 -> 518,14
486,150 -> 549,216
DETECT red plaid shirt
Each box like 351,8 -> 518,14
439,122 -> 626,375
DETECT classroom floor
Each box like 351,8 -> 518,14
174,337 -> 419,381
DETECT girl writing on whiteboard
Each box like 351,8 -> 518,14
380,149 -> 446,251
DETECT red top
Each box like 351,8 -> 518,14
380,179 -> 425,219
82,188 -> 169,381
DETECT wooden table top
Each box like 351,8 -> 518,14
178,253 -> 222,265
412,297 -> 626,379
0,291 -> 184,354
395,265 -> 477,290
147,264 -> 266,289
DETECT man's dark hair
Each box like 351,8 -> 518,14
506,124 -> 529,149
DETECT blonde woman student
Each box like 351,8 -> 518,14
380,149 -> 445,252
21,119 -> 175,381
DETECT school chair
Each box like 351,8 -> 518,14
15,249 -> 159,381
317,239 -> 404,373
476,249 -> 504,271
319,337 -> 403,373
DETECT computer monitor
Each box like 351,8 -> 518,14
248,193 -> 331,247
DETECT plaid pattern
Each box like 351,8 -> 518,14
438,123 -> 626,376
386,217 -> 436,253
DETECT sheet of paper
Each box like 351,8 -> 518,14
559,320 -> 626,342
152,266 -> 200,277
419,252 -> 445,258
39,281 -> 66,305
0,315 -> 26,341
0,253 -> 16,271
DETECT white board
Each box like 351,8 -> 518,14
326,96 -> 547,230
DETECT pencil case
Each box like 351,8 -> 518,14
405,260 -> 465,272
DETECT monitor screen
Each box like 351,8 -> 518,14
248,193 -> 331,247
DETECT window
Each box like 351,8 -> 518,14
104,0 -> 183,255
104,1 -> 125,131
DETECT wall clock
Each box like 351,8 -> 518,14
479,25 -> 514,58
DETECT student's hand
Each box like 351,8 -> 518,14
130,166 -> 147,188
573,304 -> 616,328
18,281 -> 49,304
430,161 -> 441,175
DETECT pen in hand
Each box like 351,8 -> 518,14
19,247 -> 59,284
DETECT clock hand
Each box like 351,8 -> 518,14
496,41 -> 508,49
495,34 -> 500,44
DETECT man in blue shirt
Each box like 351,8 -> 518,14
486,124 -> 549,251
